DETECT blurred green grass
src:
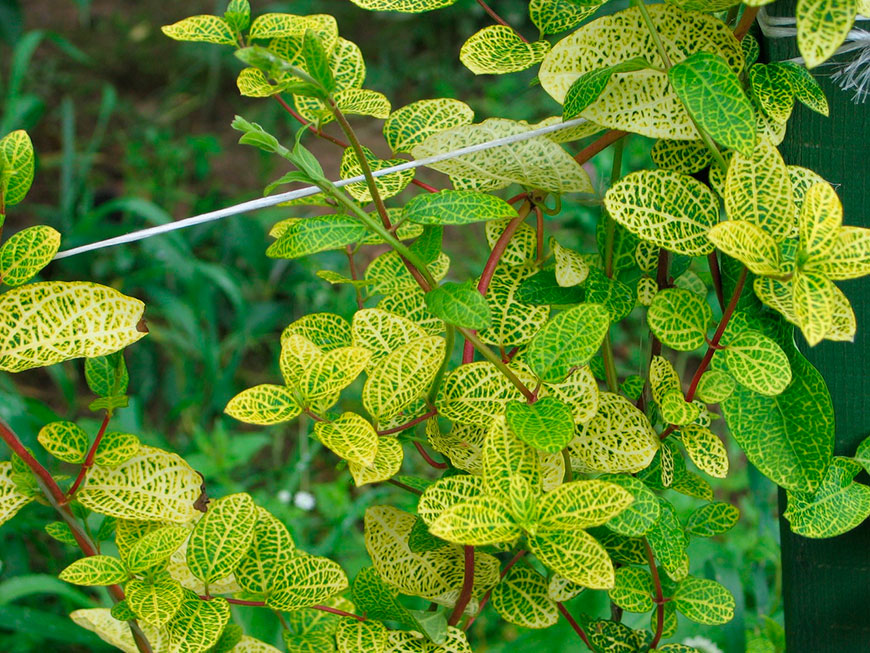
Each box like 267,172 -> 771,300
0,1 -> 781,651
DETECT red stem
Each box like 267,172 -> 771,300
574,130 -> 628,165
733,6 -> 759,41
645,539 -> 665,649
346,245 -> 364,310
476,0 -> 529,42
413,441 -> 449,469
448,545 -> 475,626
535,205 -> 544,264
206,596 -> 367,621
464,549 -> 526,631
0,419 -> 67,505
378,408 -> 437,435
68,411 -> 111,497
387,478 -> 423,495
557,602 -> 593,649
462,202 -> 531,363
274,94 -> 437,193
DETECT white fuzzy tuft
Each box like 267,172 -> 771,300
830,29 -> 870,103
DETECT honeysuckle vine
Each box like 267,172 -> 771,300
1,1 -> 870,653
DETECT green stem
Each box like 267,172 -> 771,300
601,138 -> 625,394
459,328 -> 536,402
602,333 -> 620,394
427,324 -> 455,405
561,448 -> 573,483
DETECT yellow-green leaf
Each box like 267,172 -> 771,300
384,98 -> 474,154
163,591 -> 230,653
161,15 -> 236,45
236,506 -> 297,595
0,225 -> 60,287
651,139 -> 712,175
59,555 -> 128,586
429,496 -> 521,545
604,170 -> 718,256
707,220 -> 785,276
483,416 -> 543,501
535,480 -> 633,530
799,182 -> 841,261
267,552 -> 349,610
526,303 -> 610,382
796,0 -> 859,68
723,330 -> 792,396
93,431 -> 140,467
673,575 -> 735,625
680,424 -> 728,478
417,475 -> 486,526
478,264 -> 550,349
608,566 -> 654,613
436,361 -> 524,426
37,421 -> 88,464
224,384 -> 301,425
125,525 -> 191,574
349,437 -> 404,487
363,336 -> 445,421
505,396 -> 575,454
695,369 -> 736,404
284,313 -> 352,353
491,565 -> 558,629
0,281 -> 146,373
249,13 -> 337,42
647,288 -> 712,351
336,618 -> 388,653
348,0 -> 459,12
0,130 -> 35,209
528,527 -> 615,589
807,226 -> 870,281
126,576 -> 185,626
315,412 -> 379,466
460,25 -> 550,75
784,457 -> 870,538
530,0 -> 598,36
78,445 -> 202,522
340,146 -> 415,203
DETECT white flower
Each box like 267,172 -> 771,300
277,489 -> 292,504
682,635 -> 724,653
294,490 -> 316,511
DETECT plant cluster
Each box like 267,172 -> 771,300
1,0 -> 870,652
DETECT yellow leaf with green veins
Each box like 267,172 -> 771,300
71,608 -> 165,653
528,526 -> 615,589
651,139 -> 712,175
661,390 -> 700,426
724,139 -> 795,242
302,346 -> 370,400
385,627 -> 472,653
668,51 -> 755,155
570,393 -> 660,473
78,445 -> 202,522
599,474 -> 661,537
647,499 -> 689,580
352,308 -> 428,369
236,506 -> 296,595
267,552 -> 348,610
315,412 -> 379,466
378,288 -> 444,336
349,436 -> 404,486
249,13 -> 338,44
673,576 -> 735,625
93,432 -> 140,467
551,238 -> 590,287
680,424 -> 729,478
459,26 -> 550,75
429,496 -> 521,545
334,88 -> 391,119
799,182 -> 841,260
426,420 -> 485,474
780,61 -> 829,115
349,0 -> 458,11
363,336 -> 445,420
266,216 -> 368,259
825,284 -> 857,341
789,165 -> 829,218
236,67 -> 283,97
547,574 -> 585,602
535,480 -> 633,530
0,281 -> 146,373
707,220 -> 785,276
485,219 -> 538,267
792,272 -> 835,346
411,118 -> 593,195
530,0 -> 598,36
404,190 -> 517,226
161,15 -> 236,45
686,501 -> 740,537
526,303 -> 610,382
491,565 -> 558,629
483,417 -> 543,500
417,475 -> 486,526
59,555 -> 128,586
340,145 -> 414,203
754,103 -> 787,145
163,591 -> 230,653
539,4 -> 743,139
436,361 -> 524,425
235,636 -> 283,652
806,226 -> 870,281
336,619 -> 388,653
749,63 -> 795,124
187,493 -> 257,584
695,369 -> 736,404
647,287 -> 712,351
0,225 -> 60,287
543,365 -> 600,424
126,576 -> 184,626
365,250 -> 450,296
723,330 -> 791,395
478,264 -> 550,349
384,98 -> 474,154
604,170 -> 718,256
784,457 -> 870,537
167,539 -> 241,596
608,566 -> 654,613
284,313 -> 352,353
649,355 -> 681,406
224,384 -> 301,425
37,421 -> 88,464
0,130 -> 35,211
796,0 -> 858,68
125,525 -> 190,574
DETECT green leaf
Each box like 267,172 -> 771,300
608,566 -> 654,613
164,591 -> 230,652
425,281 -> 491,329
336,618 -> 388,653
585,268 -> 635,323
647,288 -> 712,351
460,25 -> 550,75
673,575 -> 735,625
779,61 -> 829,116
526,303 -> 610,383
796,0 -> 859,68
647,499 -> 688,580
93,432 -> 140,467
651,139 -> 712,175
126,576 -> 185,627
685,501 -> 740,537
491,565 -> 558,629
722,330 -> 791,396
45,521 -> 78,545
668,52 -> 755,155
301,30 -> 334,92
314,412 -> 379,466
403,190 -> 517,226
37,421 -> 88,464
187,493 -> 258,584
604,170 -> 718,256
125,525 -> 190,574
563,58 -> 653,120
855,434 -> 870,474
517,270 -> 585,306
85,352 -> 129,398
599,474 -> 661,537
530,0 -> 597,36
224,384 -> 302,426
59,555 -> 128,586
679,424 -> 728,478
223,0 -> 251,32
504,397 -> 575,454
161,15 -> 237,45
236,506 -> 297,595
749,63 -> 796,124
784,457 -> 870,538
267,552 -> 349,610
528,526 -> 616,589
535,480 -> 634,530
0,225 -> 60,287
0,130 -> 35,210
266,216 -> 368,259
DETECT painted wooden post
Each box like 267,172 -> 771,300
763,5 -> 870,650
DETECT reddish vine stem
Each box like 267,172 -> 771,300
733,6 -> 760,41
378,408 -> 437,435
534,205 -> 544,264
209,596 -> 367,621
660,266 -> 748,440
462,202 -> 532,363
644,539 -> 666,649
346,245 -> 364,310
0,419 -> 152,653
448,545 -> 475,626
707,251 -> 726,312
67,411 -> 112,497
463,549 -> 526,631
476,0 -> 529,42
413,441 -> 449,469
574,130 -> 628,165
274,94 -> 437,193
387,478 -> 423,495
556,602 -> 593,649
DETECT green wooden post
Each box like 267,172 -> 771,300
763,5 -> 870,651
